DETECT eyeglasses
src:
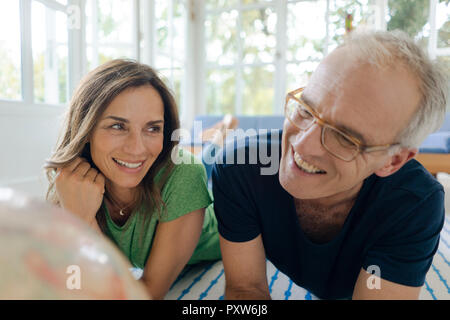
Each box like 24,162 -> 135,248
285,87 -> 400,162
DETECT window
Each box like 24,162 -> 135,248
85,0 -> 187,109
203,0 -> 378,116
152,0 -> 187,107
85,0 -> 137,70
432,0 -> 450,80
2,0 -> 448,117
386,0 -> 450,110
285,0 -> 328,92
0,1 -> 22,100
204,2 -> 277,115
32,0 -> 69,104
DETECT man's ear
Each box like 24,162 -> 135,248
374,147 -> 418,178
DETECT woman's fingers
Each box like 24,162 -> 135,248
94,172 -> 106,194
94,172 -> 105,185
85,167 -> 99,182
64,157 -> 84,173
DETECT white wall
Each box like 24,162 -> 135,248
0,103 -> 65,200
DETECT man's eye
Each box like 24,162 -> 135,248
298,106 -> 313,119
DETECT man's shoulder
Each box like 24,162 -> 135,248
364,158 -> 445,228
381,158 -> 444,199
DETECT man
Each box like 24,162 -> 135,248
212,30 -> 448,300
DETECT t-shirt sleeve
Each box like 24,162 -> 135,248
159,152 -> 213,223
362,189 -> 445,287
212,162 -> 261,243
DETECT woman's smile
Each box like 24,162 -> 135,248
112,157 -> 145,170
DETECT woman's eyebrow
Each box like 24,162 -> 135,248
102,115 -> 129,122
101,115 -> 164,125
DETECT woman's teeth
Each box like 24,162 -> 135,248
113,158 -> 143,169
293,152 -> 326,174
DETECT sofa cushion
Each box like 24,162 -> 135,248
184,115 -> 285,145
188,114 -> 450,154
419,132 -> 450,154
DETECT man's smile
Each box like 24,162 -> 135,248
291,146 -> 327,175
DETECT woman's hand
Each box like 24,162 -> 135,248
55,157 -> 105,226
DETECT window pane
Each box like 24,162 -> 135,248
97,0 -> 133,44
286,61 -> 319,93
386,0 -> 430,50
205,11 -> 239,65
329,0 -> 376,52
98,47 -> 133,64
241,8 -> 276,64
158,68 -> 184,108
155,0 -> 186,69
32,1 -> 69,104
86,0 -> 135,69
287,1 -> 326,62
173,0 -> 186,68
241,0 -> 273,5
437,0 -> 449,48
242,65 -> 274,115
205,0 -> 238,11
206,69 -> 236,115
0,0 -> 21,100
155,0 -> 170,68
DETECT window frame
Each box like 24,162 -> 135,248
1,0 -> 448,121
199,0 -> 346,116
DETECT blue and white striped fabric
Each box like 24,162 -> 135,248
162,216 -> 450,300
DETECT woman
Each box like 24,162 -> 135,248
45,59 -> 226,299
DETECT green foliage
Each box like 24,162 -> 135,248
98,1 -> 115,38
329,0 -> 374,47
387,0 -> 429,37
58,57 -> 67,104
0,49 -> 21,100
33,53 -> 45,103
243,66 -> 274,115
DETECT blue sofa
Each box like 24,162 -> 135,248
187,113 -> 450,174
415,112 -> 450,174
418,113 -> 450,154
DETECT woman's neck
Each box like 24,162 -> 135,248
105,182 -> 137,207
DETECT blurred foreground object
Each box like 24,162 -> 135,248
0,188 -> 150,299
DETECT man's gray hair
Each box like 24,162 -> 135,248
340,30 -> 448,150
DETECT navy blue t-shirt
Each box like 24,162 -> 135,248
212,130 -> 445,299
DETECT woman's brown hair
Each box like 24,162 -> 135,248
44,59 -> 180,232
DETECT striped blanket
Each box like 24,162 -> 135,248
160,215 -> 450,300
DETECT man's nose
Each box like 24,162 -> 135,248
123,130 -> 147,155
293,122 -> 325,156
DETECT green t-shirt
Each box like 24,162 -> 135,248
103,149 -> 221,269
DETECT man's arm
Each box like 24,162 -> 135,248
352,268 -> 421,300
220,234 -> 271,300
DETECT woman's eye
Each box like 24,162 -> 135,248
110,123 -> 124,130
147,126 -> 162,133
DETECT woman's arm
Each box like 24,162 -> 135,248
141,208 -> 205,299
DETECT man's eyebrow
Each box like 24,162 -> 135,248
101,115 -> 164,125
336,123 -> 367,145
300,92 -> 367,145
